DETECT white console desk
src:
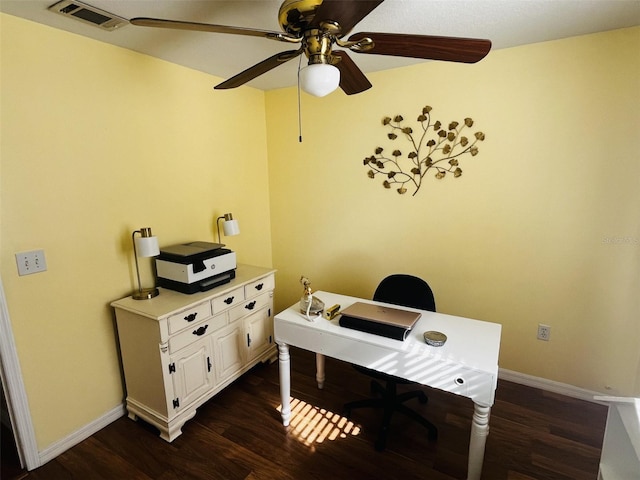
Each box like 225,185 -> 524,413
274,291 -> 501,480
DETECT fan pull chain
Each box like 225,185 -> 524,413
297,54 -> 303,143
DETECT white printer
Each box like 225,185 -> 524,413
155,241 -> 236,294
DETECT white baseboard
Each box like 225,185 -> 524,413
499,368 -> 604,403
38,404 -> 126,467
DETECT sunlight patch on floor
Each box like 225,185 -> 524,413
277,397 -> 361,447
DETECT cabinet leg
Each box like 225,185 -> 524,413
159,424 -> 183,443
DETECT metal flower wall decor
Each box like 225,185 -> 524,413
362,105 -> 485,196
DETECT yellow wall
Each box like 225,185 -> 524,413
2,11 -> 639,455
266,27 -> 640,396
1,14 -> 272,449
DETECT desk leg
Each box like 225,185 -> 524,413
315,353 -> 325,389
468,403 -> 491,480
278,342 -> 291,427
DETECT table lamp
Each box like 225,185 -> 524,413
131,227 -> 159,300
216,213 -> 240,243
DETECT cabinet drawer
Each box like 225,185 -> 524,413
212,286 -> 245,314
169,318 -> 215,354
168,302 -> 212,335
229,292 -> 272,323
207,313 -> 228,334
245,274 -> 274,299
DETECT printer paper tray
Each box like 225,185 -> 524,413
158,270 -> 236,294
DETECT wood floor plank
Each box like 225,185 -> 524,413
3,347 -> 608,480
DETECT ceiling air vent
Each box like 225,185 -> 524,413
48,0 -> 128,31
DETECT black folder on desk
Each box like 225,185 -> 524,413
338,302 -> 422,341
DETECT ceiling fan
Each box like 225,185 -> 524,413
130,0 -> 491,97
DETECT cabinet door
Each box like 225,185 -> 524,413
245,307 -> 274,362
170,339 -> 214,412
212,322 -> 244,383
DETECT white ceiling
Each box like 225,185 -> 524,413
2,0 -> 639,91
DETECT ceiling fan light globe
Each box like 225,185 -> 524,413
300,63 -> 340,97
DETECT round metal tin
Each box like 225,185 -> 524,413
423,331 -> 447,347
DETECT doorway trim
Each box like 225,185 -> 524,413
0,275 -> 40,470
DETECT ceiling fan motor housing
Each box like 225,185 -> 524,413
304,29 -> 335,64
278,0 -> 323,35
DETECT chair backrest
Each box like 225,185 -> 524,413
373,274 -> 436,312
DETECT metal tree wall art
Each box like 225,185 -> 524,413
362,106 -> 485,196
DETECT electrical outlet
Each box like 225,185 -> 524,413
15,250 -> 47,276
537,324 -> 551,341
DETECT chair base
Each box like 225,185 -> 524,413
344,378 -> 438,451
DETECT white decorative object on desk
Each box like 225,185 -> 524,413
298,275 -> 324,320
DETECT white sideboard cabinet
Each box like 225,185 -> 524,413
111,264 -> 277,442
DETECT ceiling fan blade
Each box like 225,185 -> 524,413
214,49 -> 303,90
332,51 -> 372,95
348,32 -> 492,63
310,0 -> 384,36
130,17 -> 299,43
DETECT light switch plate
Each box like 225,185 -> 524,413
15,250 -> 47,276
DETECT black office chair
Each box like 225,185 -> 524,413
343,274 -> 438,451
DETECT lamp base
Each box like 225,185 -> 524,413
132,287 -> 159,300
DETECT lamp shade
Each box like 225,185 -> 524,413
134,235 -> 159,258
216,213 -> 240,243
299,63 -> 340,97
223,219 -> 240,237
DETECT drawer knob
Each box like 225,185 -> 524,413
184,313 -> 198,322
245,301 -> 257,310
193,325 -> 209,336
255,283 -> 264,291
224,296 -> 234,305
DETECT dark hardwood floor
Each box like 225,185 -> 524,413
3,348 -> 607,479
